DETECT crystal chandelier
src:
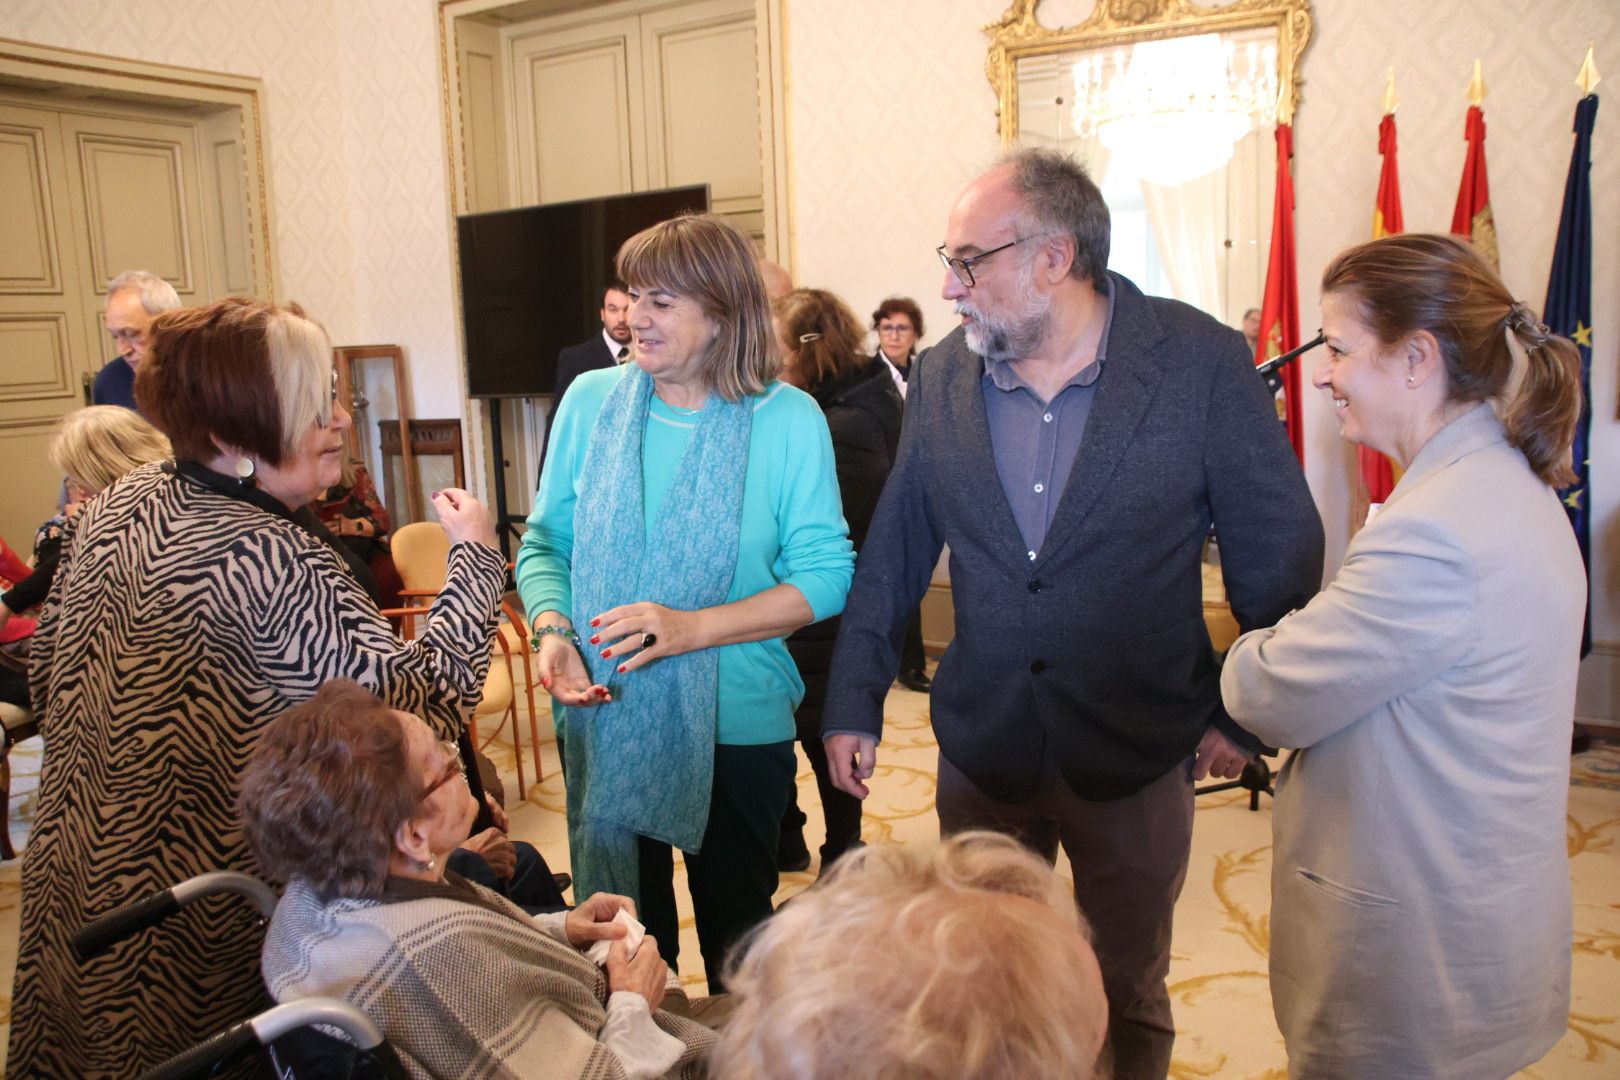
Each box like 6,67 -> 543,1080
1071,33 -> 1278,188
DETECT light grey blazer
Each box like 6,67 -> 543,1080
1222,403 -> 1584,1079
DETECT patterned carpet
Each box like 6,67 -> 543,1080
1,690 -> 1617,1077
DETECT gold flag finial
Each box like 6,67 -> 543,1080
1576,45 -> 1600,95
1468,59 -> 1486,106
1383,67 -> 1399,114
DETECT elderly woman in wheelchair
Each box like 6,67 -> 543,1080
240,679 -> 716,1079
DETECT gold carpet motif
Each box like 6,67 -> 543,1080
1,691 -> 1616,1077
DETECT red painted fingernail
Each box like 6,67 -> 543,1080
589,635 -> 600,644
617,664 -> 626,673
599,649 -> 610,659
589,618 -> 600,627
541,677 -> 551,688
431,490 -> 441,498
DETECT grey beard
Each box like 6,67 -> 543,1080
966,305 -> 1050,363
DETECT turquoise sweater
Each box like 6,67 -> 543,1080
516,366 -> 855,745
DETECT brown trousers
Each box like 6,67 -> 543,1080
936,752 -> 1195,1080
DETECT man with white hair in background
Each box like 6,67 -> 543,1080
94,269 -> 181,413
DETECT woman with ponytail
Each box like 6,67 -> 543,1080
1222,233 -> 1584,1078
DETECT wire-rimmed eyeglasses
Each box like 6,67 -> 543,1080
936,234 -> 1047,288
417,741 -> 466,803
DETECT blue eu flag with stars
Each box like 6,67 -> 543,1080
1544,93 -> 1597,657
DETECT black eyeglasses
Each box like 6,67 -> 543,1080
417,741 -> 466,803
936,234 -> 1047,288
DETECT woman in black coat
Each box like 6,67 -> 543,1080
773,288 -> 902,872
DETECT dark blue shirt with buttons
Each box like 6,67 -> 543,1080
981,277 -> 1115,561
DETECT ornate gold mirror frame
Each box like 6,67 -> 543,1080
985,0 -> 1314,145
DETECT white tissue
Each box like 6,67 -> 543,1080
585,907 -> 646,966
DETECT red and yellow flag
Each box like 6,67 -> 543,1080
1257,122 -> 1304,462
1360,100 -> 1402,508
1372,113 -> 1405,239
1450,64 -> 1499,269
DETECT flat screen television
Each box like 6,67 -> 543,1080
457,185 -> 710,398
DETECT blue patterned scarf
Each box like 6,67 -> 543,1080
566,365 -> 751,905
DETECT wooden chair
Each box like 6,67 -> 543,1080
1,535 -> 40,860
386,523 -> 543,792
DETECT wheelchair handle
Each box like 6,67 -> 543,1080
71,871 -> 278,962
70,889 -> 178,962
137,1018 -> 257,1080
139,998 -> 407,1080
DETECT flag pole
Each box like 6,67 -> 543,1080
1575,44 -> 1600,94
1452,60 -> 1499,269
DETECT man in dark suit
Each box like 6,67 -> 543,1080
823,150 -> 1322,1079
541,283 -> 633,475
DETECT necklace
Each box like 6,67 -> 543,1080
655,387 -> 707,415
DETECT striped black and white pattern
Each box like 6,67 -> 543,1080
9,462 -> 505,1077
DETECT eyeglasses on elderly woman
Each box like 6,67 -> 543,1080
418,741 -> 467,803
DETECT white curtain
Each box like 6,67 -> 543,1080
1140,169 -> 1226,319
1075,134 -> 1111,188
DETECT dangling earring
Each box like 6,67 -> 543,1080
234,456 -> 256,486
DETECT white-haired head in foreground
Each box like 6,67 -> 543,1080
710,831 -> 1109,1079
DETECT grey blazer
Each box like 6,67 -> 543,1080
824,273 -> 1323,803
1223,403 -> 1583,1078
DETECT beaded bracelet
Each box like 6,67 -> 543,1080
530,624 -> 583,651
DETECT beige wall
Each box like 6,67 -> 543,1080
784,0 -> 1620,712
783,0 -> 1007,351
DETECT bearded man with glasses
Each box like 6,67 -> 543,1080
822,148 -> 1322,1080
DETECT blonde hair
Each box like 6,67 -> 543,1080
712,832 -> 1110,1080
265,306 -> 336,454
49,406 -> 172,494
1322,234 -> 1581,487
615,213 -> 779,401
774,288 -> 867,393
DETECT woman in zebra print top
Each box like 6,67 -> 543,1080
9,297 -> 508,1078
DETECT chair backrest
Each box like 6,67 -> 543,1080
389,523 -> 450,594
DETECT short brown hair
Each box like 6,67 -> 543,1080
1322,233 -> 1582,487
137,297 -> 334,466
775,288 -> 867,393
871,296 -> 924,340
240,680 -> 418,901
616,213 -> 779,402
713,832 -> 1109,1079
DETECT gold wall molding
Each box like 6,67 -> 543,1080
983,0 -> 1314,146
